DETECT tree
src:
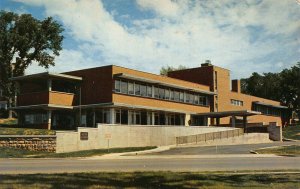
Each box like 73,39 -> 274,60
0,11 -> 64,117
160,65 -> 188,76
241,62 -> 300,114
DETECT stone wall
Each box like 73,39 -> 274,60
0,135 -> 56,152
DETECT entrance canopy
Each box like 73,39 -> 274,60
197,110 -> 261,118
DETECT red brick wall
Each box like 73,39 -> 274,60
64,66 -> 113,105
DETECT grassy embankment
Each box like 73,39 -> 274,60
0,172 -> 299,189
0,146 -> 156,158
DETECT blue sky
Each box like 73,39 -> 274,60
1,0 -> 299,79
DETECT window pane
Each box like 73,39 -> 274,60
170,90 -> 174,100
147,86 -> 152,97
190,94 -> 194,104
185,93 -> 190,103
180,92 -> 184,102
159,88 -> 165,99
140,84 -> 147,96
115,80 -> 120,92
128,82 -> 134,94
154,87 -> 159,98
194,95 -> 199,104
165,89 -> 170,100
135,83 -> 140,95
174,91 -> 180,101
120,81 -> 128,94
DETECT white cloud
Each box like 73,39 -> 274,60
136,0 -> 180,17
16,0 -> 300,79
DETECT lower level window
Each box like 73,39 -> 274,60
24,113 -> 47,124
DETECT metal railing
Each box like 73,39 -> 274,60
176,128 -> 244,145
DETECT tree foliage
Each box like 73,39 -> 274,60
241,62 -> 300,110
0,11 -> 63,104
160,65 -> 188,76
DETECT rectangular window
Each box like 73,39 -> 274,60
185,93 -> 190,103
231,99 -> 243,106
174,91 -> 180,101
165,89 -> 170,100
120,81 -> 128,94
147,86 -> 152,97
159,88 -> 165,99
190,94 -> 194,104
114,80 -> 120,92
180,92 -> 184,102
154,87 -> 159,98
194,95 -> 199,104
170,90 -> 174,100
135,83 -> 140,95
140,84 -> 147,96
128,82 -> 134,94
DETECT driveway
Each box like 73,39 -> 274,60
148,141 -> 300,155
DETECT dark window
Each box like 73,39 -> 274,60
147,86 -> 152,97
154,87 -> 159,98
128,82 -> 134,94
135,83 -> 140,95
165,89 -> 170,100
180,92 -> 184,102
159,88 -> 165,99
174,91 -> 180,101
170,90 -> 174,100
140,84 -> 147,96
185,93 -> 190,103
120,81 -> 128,94
115,80 -> 120,92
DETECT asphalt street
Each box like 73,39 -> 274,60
1,156 -> 300,174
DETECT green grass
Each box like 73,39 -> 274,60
0,118 -> 17,125
0,146 -> 156,158
0,127 -> 55,135
0,172 -> 299,189
283,125 -> 300,140
255,145 -> 300,156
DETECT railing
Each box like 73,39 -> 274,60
176,128 -> 244,145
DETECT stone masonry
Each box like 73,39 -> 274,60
0,135 -> 56,152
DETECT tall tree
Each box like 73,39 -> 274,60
0,11 -> 64,117
160,65 -> 188,76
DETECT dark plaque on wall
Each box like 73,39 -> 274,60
80,132 -> 88,140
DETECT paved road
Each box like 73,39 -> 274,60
1,156 -> 300,174
149,141 -> 300,155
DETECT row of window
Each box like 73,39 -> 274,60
231,99 -> 243,106
114,79 -> 209,106
24,113 -> 47,124
253,105 -> 281,117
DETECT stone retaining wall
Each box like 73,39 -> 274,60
0,135 -> 56,152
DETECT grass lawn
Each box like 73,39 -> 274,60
283,125 -> 300,140
0,146 -> 156,158
255,145 -> 300,156
0,171 -> 299,189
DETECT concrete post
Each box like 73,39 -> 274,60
109,108 -> 115,124
152,112 -> 155,125
231,116 -> 236,127
47,110 -> 52,130
185,114 -> 191,126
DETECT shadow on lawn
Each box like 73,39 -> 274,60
0,172 -> 299,189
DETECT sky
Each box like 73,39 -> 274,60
1,0 -> 300,79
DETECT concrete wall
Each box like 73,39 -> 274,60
56,125 -> 237,153
268,122 -> 282,141
0,135 -> 56,152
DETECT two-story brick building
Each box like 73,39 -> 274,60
10,63 -> 289,130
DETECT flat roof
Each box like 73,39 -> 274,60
114,73 -> 216,95
253,101 -> 288,109
196,110 -> 261,118
74,102 -> 197,114
10,104 -> 73,110
10,72 -> 82,81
